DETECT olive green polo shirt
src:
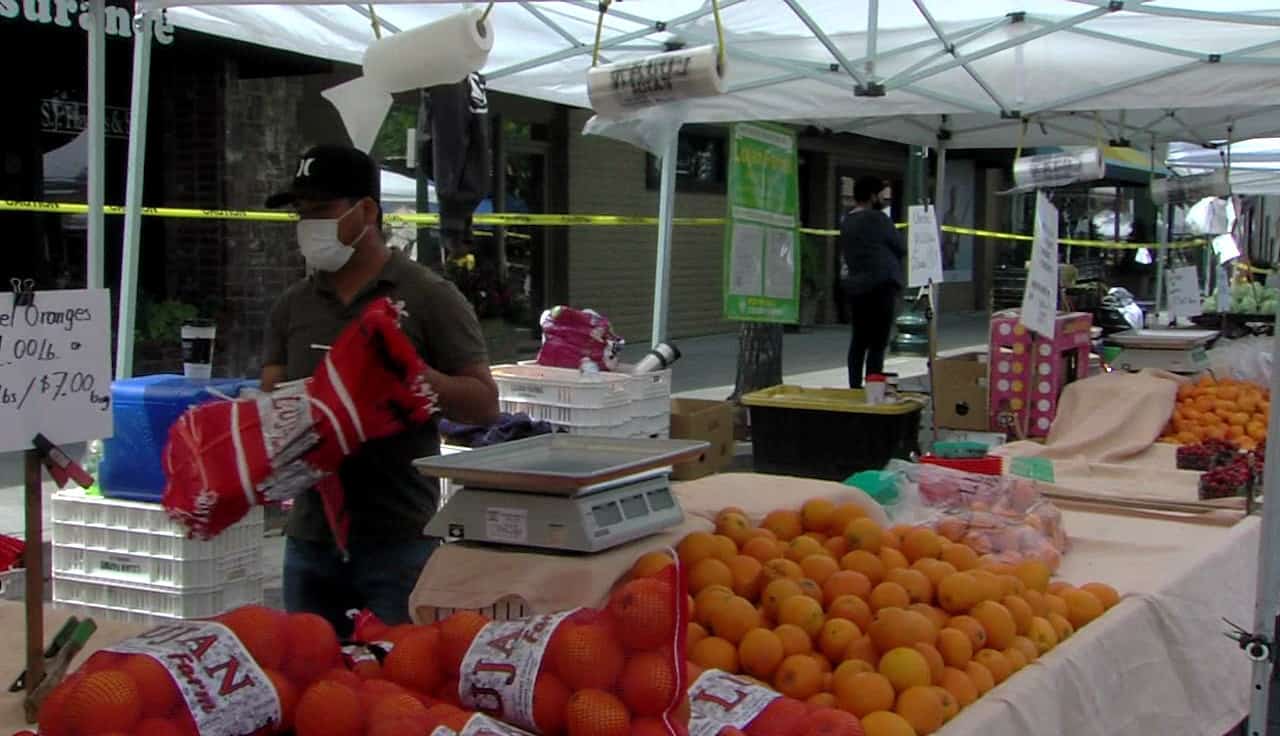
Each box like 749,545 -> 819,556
264,249 -> 488,543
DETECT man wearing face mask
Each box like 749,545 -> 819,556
262,144 -> 499,635
839,176 -> 903,389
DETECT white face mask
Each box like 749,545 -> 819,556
297,203 -> 369,272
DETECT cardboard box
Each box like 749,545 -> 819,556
669,399 -> 735,480
933,352 -> 990,431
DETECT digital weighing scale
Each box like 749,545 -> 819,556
1105,328 -> 1219,374
415,435 -> 709,553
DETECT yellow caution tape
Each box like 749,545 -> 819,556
0,199 -> 1208,251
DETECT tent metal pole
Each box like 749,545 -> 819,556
1154,205 -> 1168,320
1067,0 -> 1280,27
1248,325 -> 1280,735
115,12 -> 155,380
866,0 -> 879,80
651,128 -> 680,347
911,0 -> 1009,112
86,0 -> 107,290
780,0 -> 867,87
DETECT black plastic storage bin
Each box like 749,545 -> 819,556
741,385 -> 925,481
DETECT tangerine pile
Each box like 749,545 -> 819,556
1161,375 -> 1270,451
663,499 -> 1121,736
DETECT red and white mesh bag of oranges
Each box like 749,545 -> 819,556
688,668 -> 864,736
35,606 -> 344,736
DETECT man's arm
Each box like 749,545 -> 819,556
260,365 -> 286,393
425,361 -> 499,425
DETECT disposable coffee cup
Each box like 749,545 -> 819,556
181,320 -> 216,380
865,374 -> 887,405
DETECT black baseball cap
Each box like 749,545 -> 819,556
266,144 -> 380,208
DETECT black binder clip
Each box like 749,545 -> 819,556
11,278 -> 34,307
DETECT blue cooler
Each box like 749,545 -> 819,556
100,375 -> 258,502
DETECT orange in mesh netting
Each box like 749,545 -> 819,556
688,668 -> 864,736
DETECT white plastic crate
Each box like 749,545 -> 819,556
52,491 -> 264,559
52,546 -> 262,589
617,364 -> 673,402
498,395 -> 668,429
53,574 -> 263,623
492,364 -> 631,408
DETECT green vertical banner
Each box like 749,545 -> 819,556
723,122 -> 801,323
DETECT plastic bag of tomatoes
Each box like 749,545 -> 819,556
35,606 -> 341,736
688,669 -> 863,736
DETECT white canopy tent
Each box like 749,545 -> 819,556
1168,138 -> 1280,195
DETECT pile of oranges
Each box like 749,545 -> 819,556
663,499 -> 1119,736
1161,375 -> 1270,451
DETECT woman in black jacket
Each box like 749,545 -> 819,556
839,176 -> 904,388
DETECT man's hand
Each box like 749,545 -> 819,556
426,362 -> 499,426
261,364 -> 286,392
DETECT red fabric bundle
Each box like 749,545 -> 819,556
534,306 -> 624,371
161,297 -> 438,550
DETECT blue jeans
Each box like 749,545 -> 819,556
283,536 -> 439,638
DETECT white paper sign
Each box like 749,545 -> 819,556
1166,266 -> 1203,320
907,204 -> 944,288
0,288 -> 113,452
1020,192 -> 1059,336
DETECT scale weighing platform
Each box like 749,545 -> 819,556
1105,328 -> 1219,374
415,435 -> 709,553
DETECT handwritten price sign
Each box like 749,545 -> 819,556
0,288 -> 112,452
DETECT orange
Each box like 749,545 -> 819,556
609,576 -> 677,651
1081,582 -> 1121,610
631,550 -> 676,580
320,668 -> 361,690
773,654 -> 824,700
881,528 -> 903,551
1003,646 -> 1028,673
727,555 -> 765,599
935,517 -> 967,543
912,642 -> 945,685
619,652 -> 678,717
801,554 -> 841,585
548,619 -> 625,691
715,506 -> 748,527
1047,581 -> 1075,596
1022,589 -> 1049,618
823,570 -> 872,606
908,604 -> 950,634
902,529 -> 944,562
912,559 -> 957,588
835,658 -> 875,679
739,628 -> 786,679
1063,589 -> 1105,628
774,623 -> 814,656
807,692 -> 839,709
845,517 -> 885,553
439,611 -> 491,673
802,498 -> 837,532
826,503 -> 867,536
965,660 -> 995,695
529,673 -> 571,734
824,536 -> 850,560
763,510 -> 805,541
742,536 -> 783,563
880,547 -> 910,572
65,670 -> 142,736
798,578 -> 826,604
778,594 -> 825,638
712,534 -> 739,562
1048,612 -> 1075,642
787,535 -> 825,563
716,511 -> 755,547
935,686 -> 959,722
219,605 -> 287,670
844,635 -> 879,666
384,628 -> 443,694
936,573 -> 981,614
294,680 -> 363,736
834,671 -> 895,717
267,670 -> 300,731
1027,616 -> 1059,654
691,636 -> 739,673
119,655 -> 179,719
687,621 -> 709,650
1013,559 -> 1051,593
860,711 -> 918,736
841,550 -> 888,585
695,585 -> 735,627
565,689 -> 630,736
284,613 -> 342,686
689,557 -> 735,594
973,649 -> 1011,684
947,615 -> 988,651
710,596 -> 763,644
368,692 -> 429,733
886,569 -> 933,605
1002,595 -> 1034,635
878,647 -> 932,692
1011,635 -> 1039,664
763,578 -> 804,619
819,618 -> 862,662
1044,594 -> 1069,619
678,531 -> 719,567
941,667 -> 978,708
937,628 -> 973,668
971,600 -> 1017,650
763,558 -> 805,583
998,574 -> 1026,597
870,582 -> 912,612
895,685 -> 945,735
970,570 -> 1004,603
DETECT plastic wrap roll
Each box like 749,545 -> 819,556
1012,148 -> 1106,189
588,44 -> 726,118
362,9 -> 493,93
1150,169 -> 1230,206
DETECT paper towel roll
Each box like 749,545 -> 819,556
1012,148 -> 1106,190
588,45 -> 726,118
363,9 -> 493,93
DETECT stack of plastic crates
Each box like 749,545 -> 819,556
51,489 -> 264,625
491,363 -> 671,439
